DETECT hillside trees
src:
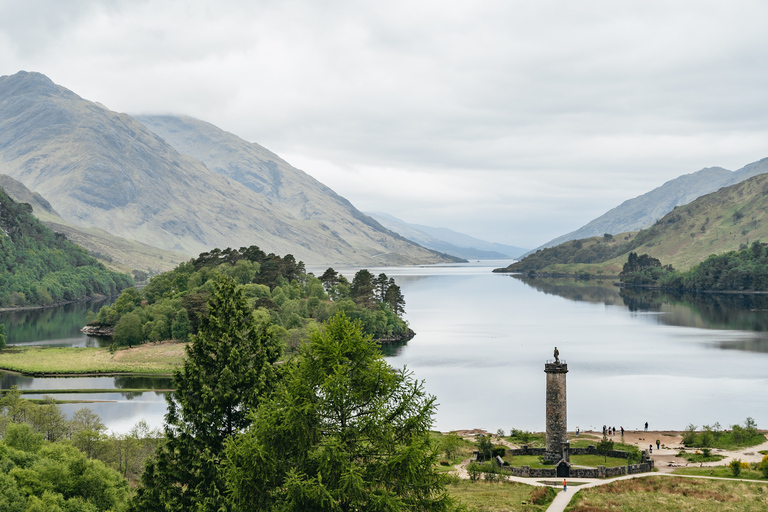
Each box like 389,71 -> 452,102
0,189 -> 133,307
620,242 -> 768,291
129,275 -> 282,512
224,313 -> 453,512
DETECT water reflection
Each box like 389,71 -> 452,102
512,274 -> 768,353
0,372 -> 173,391
0,297 -> 116,347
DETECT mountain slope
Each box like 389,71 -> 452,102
0,186 -> 133,306
365,212 -> 527,260
533,160 -> 768,253
0,71 -> 454,266
0,174 -> 186,274
501,172 -> 768,273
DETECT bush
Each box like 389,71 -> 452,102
702,448 -> 711,458
492,447 -> 506,458
730,458 -> 742,477
467,463 -> 481,482
439,460 -> 451,466
682,424 -> 697,446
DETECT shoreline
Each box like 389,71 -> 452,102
0,293 -> 113,313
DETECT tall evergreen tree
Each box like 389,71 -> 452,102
350,269 -> 375,308
224,313 -> 452,512
384,282 -> 406,316
130,275 -> 282,512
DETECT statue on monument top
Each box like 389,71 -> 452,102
554,346 -> 560,364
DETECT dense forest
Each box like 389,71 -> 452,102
620,241 -> 768,291
0,188 -> 133,307
89,246 -> 410,349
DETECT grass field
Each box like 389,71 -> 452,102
446,479 -> 556,511
673,466 -> 766,481
0,342 -> 186,375
565,476 -> 768,511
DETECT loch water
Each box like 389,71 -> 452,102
2,262 -> 768,434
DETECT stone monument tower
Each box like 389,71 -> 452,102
544,347 -> 568,464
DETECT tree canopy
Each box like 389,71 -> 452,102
130,275 -> 282,512
224,313 -> 453,512
92,246 -> 411,348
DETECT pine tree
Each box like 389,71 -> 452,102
130,275 -> 281,512
224,313 -> 453,512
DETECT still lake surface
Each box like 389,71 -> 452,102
2,260 -> 768,434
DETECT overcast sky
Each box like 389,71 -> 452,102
2,0 -> 768,248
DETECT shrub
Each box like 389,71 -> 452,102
492,447 -> 506,458
702,448 -> 711,458
467,463 -> 481,482
730,458 -> 742,477
682,424 -> 697,446
439,460 -> 451,466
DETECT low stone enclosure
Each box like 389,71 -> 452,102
473,445 -> 655,478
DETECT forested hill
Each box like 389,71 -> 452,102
496,172 -> 768,275
0,187 -> 133,306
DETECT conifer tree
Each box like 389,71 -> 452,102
224,313 -> 453,512
130,275 -> 281,512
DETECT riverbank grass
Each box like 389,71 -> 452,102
566,476 -> 768,511
0,342 -> 186,375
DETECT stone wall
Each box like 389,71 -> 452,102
506,466 -> 557,478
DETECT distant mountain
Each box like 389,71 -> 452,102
532,160 -> 768,254
366,212 -> 527,260
0,174 -> 187,274
499,172 -> 768,274
0,71 -> 456,266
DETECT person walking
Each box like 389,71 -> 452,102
563,479 -> 567,492
645,421 -> 648,432
656,439 -> 660,450
649,444 -> 653,454
620,426 -> 624,436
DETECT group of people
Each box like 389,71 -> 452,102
602,425 -> 624,437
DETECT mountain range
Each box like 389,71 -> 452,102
0,71 -> 458,268
501,172 -> 768,274
532,158 -> 768,254
365,212 -> 527,260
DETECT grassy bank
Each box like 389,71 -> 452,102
566,476 -> 768,511
673,466 -> 766,481
0,342 -> 186,375
446,478 -> 556,511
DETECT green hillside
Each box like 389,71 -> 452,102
498,172 -> 768,274
0,187 -> 133,306
1,172 -> 187,276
